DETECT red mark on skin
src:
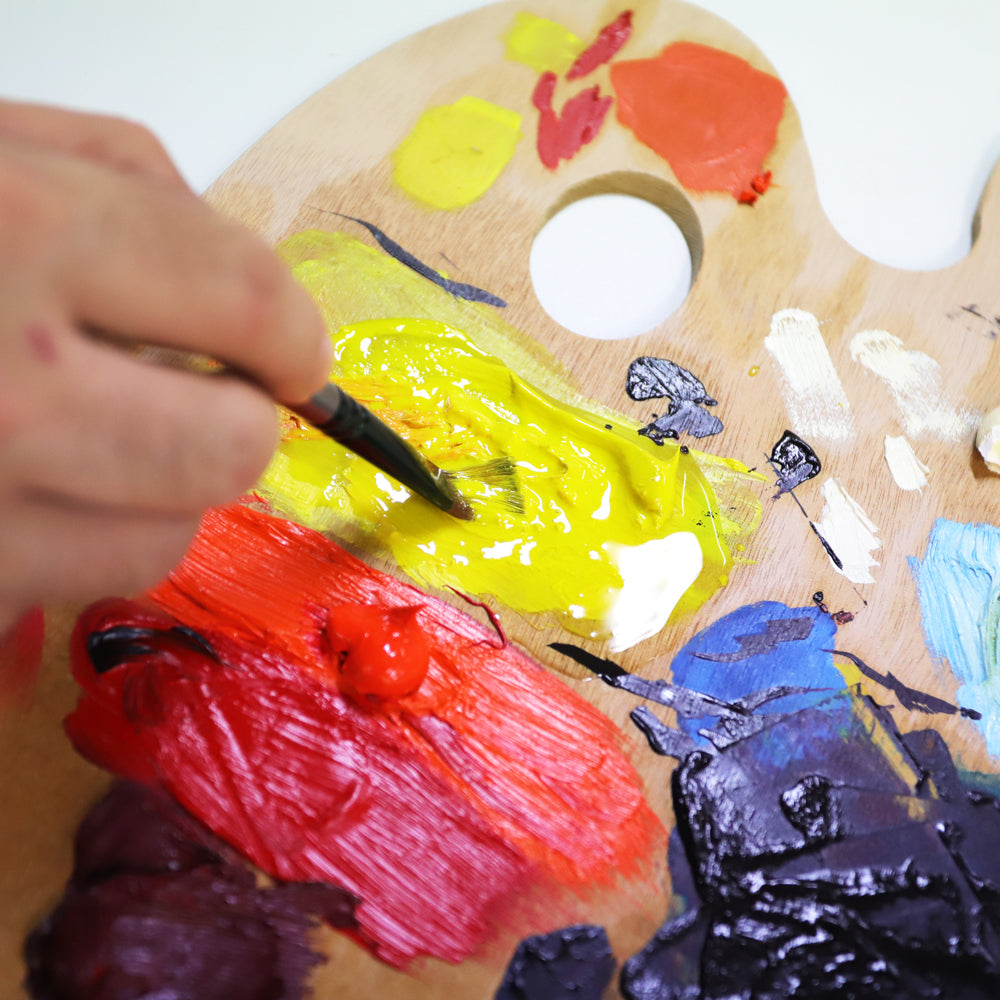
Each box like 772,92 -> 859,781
566,10 -> 634,80
0,605 -> 44,708
66,504 -> 664,968
611,42 -> 787,200
533,71 -> 613,170
25,323 -> 58,365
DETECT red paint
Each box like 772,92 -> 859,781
66,504 -> 664,968
0,605 -> 44,707
611,42 -> 787,199
533,71 -> 613,170
566,10 -> 634,80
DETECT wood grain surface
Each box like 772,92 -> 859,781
2,1 -> 998,997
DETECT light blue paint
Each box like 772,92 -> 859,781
909,519 -> 1000,756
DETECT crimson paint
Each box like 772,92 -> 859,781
532,71 -> 612,169
566,10 -> 634,80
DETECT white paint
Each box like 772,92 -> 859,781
815,478 -> 881,584
976,406 -> 1000,474
849,329 -> 979,441
883,434 -> 929,491
764,309 -> 855,443
604,532 -> 703,653
530,194 -> 693,340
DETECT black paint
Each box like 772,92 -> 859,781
87,625 -> 217,675
536,647 -> 1000,999
827,648 -> 982,720
693,617 -> 813,662
494,925 -> 615,1000
769,429 -> 821,497
310,208 -> 507,307
626,356 -> 723,441
25,782 -> 358,1000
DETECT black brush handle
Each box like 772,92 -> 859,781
289,384 -> 461,516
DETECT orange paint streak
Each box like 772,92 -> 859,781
611,42 -> 787,199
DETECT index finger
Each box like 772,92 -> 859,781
25,144 -> 331,404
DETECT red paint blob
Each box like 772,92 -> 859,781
566,10 -> 634,80
611,42 -> 787,199
329,604 -> 430,703
25,323 -> 58,365
66,505 -> 664,968
533,71 -> 613,170
0,605 -> 44,707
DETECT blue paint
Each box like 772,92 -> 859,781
909,518 -> 1000,756
669,601 -> 841,743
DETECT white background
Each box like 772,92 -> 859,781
0,0 -> 998,272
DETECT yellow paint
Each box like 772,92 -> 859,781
502,12 -> 586,74
748,365 -> 760,377
268,230 -> 763,643
391,96 -> 522,210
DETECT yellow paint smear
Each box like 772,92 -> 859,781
502,12 -> 586,74
266,230 -> 762,646
391,96 -> 522,210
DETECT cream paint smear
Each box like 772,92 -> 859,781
391,96 -> 523,210
815,478 -> 881,584
883,434 -> 929,492
764,309 -> 855,443
267,230 -> 763,649
849,329 -> 979,441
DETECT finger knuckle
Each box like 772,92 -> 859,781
0,156 -> 63,249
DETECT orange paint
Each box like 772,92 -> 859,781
611,42 -> 787,199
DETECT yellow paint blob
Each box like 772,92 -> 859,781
267,231 -> 763,646
502,12 -> 586,74
391,96 -> 522,210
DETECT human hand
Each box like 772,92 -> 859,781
0,99 -> 330,630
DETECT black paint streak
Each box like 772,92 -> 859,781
25,782 -> 357,1000
769,429 -> 821,497
494,925 -> 615,1000
827,648 -> 982,720
693,617 -> 814,663
627,356 -> 724,441
763,450 -> 845,571
959,304 -> 1000,339
307,208 -> 507,307
87,625 -> 218,675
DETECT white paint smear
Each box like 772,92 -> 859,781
604,532 -> 703,652
976,406 -> 1000,474
764,309 -> 855,443
849,329 -> 979,441
883,434 -> 929,491
815,478 -> 881,584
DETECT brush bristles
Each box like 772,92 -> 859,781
443,458 -> 524,516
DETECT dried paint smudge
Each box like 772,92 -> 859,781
532,71 -> 612,170
978,407 -> 1000,473
611,42 -> 787,201
66,504 -> 665,967
502,12 -> 585,75
910,519 -> 1000,756
764,308 -> 856,443
267,231 -> 763,648
313,211 -> 506,306
495,924 -> 615,1000
626,356 -> 723,441
768,429 -> 821,497
883,433 -> 929,491
565,10 -> 634,81
391,96 -> 522,209
850,329 -> 979,441
539,611 -> 1000,998
815,478 -> 881,584
26,781 -> 357,1000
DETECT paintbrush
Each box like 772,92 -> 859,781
290,382 -> 510,521
106,337 -> 522,521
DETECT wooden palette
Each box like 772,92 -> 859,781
3,1 -> 999,997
